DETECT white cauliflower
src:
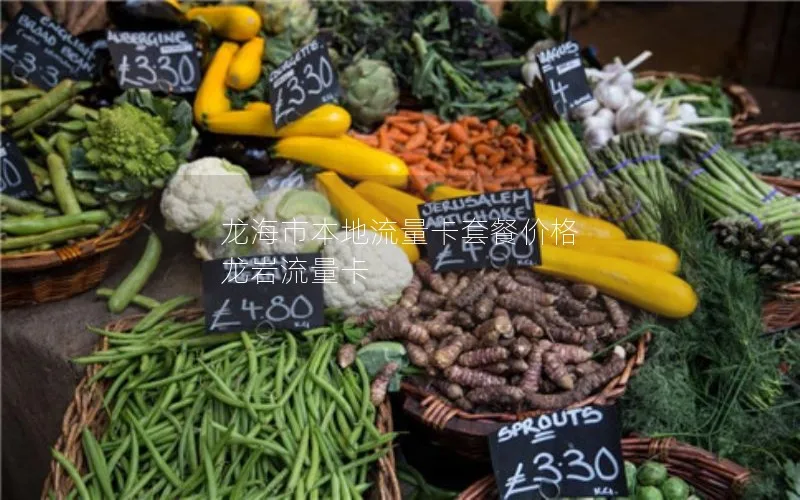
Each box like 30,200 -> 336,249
322,230 -> 413,316
251,188 -> 339,254
160,157 -> 258,239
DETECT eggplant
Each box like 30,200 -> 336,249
193,132 -> 281,175
106,0 -> 186,30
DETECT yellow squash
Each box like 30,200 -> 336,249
353,181 -> 425,228
193,41 -> 238,124
316,172 -> 420,262
276,137 -> 409,188
425,184 -> 626,240
226,37 -> 264,90
186,6 -> 262,41
535,245 -> 697,319
561,237 -> 680,274
205,103 -> 351,138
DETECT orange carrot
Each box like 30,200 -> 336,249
423,114 -> 440,129
431,135 -> 446,156
524,138 -> 535,157
426,161 -> 447,176
398,110 -> 425,120
448,123 -> 469,143
505,123 -> 522,136
442,141 -> 455,154
460,116 -> 480,128
493,166 -> 517,178
525,176 -> 550,189
452,143 -> 470,163
433,123 -> 451,135
508,157 -> 526,169
405,132 -> 427,151
388,128 -> 410,142
469,132 -> 493,145
474,144 -> 494,157
400,152 -> 428,164
462,156 -> 477,169
448,169 -> 474,181
474,175 -> 484,192
487,151 -> 505,167
510,142 -> 524,157
476,154 -> 487,163
393,122 -> 418,134
506,173 -> 523,184
485,182 -> 503,192
477,165 -> 492,178
486,119 -> 500,132
518,167 -> 536,177
378,127 -> 390,150
386,115 -> 414,125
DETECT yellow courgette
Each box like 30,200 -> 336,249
561,237 -> 680,274
205,104 -> 351,138
226,37 -> 264,90
425,184 -> 627,240
316,172 -> 420,262
353,181 -> 425,228
535,245 -> 697,318
186,6 -> 261,41
194,41 -> 238,124
276,137 -> 409,188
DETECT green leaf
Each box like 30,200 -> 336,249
357,341 -> 408,392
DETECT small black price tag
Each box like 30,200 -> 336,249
268,38 -> 338,129
0,135 -> 37,199
0,5 -> 96,89
536,40 -> 593,117
106,29 -> 201,94
202,253 -> 325,334
419,189 -> 541,272
489,405 -> 629,499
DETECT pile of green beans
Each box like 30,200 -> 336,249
0,82 -> 126,255
51,308 -> 393,500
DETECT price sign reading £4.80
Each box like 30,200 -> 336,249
202,254 -> 324,334
0,5 -> 96,89
489,406 -> 628,499
0,135 -> 37,200
268,38 -> 339,129
419,189 -> 541,273
106,29 -> 201,94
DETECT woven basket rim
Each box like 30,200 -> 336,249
41,308 -> 400,500
636,70 -> 760,125
457,437 -> 751,500
733,121 -> 800,145
402,332 -> 650,429
1,202 -> 151,273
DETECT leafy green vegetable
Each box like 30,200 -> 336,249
731,138 -> 800,179
498,0 -> 562,50
621,196 -> 800,498
357,341 -> 407,391
785,459 -> 800,500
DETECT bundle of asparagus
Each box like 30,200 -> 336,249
518,85 -> 670,241
670,137 -> 800,281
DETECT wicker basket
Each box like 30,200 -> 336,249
1,203 -> 151,308
636,70 -> 760,126
401,333 -> 650,461
733,122 -> 800,196
458,437 -> 750,500
41,309 -> 401,500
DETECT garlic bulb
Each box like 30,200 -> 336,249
659,129 -> 680,145
638,107 -> 665,136
594,108 -> 615,129
628,89 -> 646,104
521,61 -> 539,87
571,99 -> 600,120
584,126 -> 614,151
594,82 -> 627,110
615,104 -> 641,133
678,103 -> 698,122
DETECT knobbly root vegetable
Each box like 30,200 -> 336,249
466,386 -> 524,405
512,315 -> 543,339
406,344 -> 430,367
370,361 -> 400,405
474,316 -> 514,344
414,260 -> 449,294
432,380 -> 464,400
445,365 -> 505,388
458,347 -> 509,367
337,344 -> 357,369
433,334 -> 474,369
108,232 -> 162,313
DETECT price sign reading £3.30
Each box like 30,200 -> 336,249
106,29 -> 201,94
202,253 -> 324,334
0,5 -> 96,89
419,189 -> 542,273
489,406 -> 628,499
268,38 -> 339,129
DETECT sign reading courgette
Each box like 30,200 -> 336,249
267,38 -> 339,129
202,253 -> 324,334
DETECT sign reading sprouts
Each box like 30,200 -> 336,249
489,405 -> 628,499
419,189 -> 542,272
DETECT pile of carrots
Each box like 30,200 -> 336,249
350,111 -> 551,199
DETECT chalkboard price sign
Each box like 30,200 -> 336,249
536,40 -> 593,117
268,38 -> 339,129
106,29 -> 201,94
419,189 -> 541,272
489,405 -> 628,499
0,135 -> 37,200
0,5 -> 96,89
202,254 -> 324,334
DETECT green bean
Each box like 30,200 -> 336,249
231,451 -> 262,500
66,103 -> 98,121
7,80 -> 74,130
46,152 -> 81,215
263,469 -> 289,497
125,410 -> 182,487
209,422 -> 289,457
97,287 -> 163,310
309,371 -> 356,421
0,87 -> 44,106
51,449 -> 91,500
287,426 -> 310,493
122,467 -> 158,500
74,189 -> 101,207
105,434 -> 131,471
0,223 -> 100,250
0,193 -> 57,215
305,430 -> 321,491
339,471 -> 353,500
2,210 -> 108,235
133,295 -> 195,333
109,231 -> 161,313
35,189 -> 56,205
200,432 -> 217,499
25,157 -> 50,188
58,120 -> 87,132
121,430 -> 139,497
32,132 -> 54,155
103,362 -> 137,408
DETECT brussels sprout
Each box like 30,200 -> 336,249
637,461 -> 668,486
636,485 -> 664,500
625,461 -> 638,495
660,477 -> 690,500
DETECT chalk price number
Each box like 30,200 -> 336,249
240,296 -> 314,325
506,447 -> 620,497
0,136 -> 36,199
117,53 -> 196,92
273,57 -> 335,127
8,50 -> 60,88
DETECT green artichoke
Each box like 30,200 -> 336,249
340,58 -> 399,129
256,0 -> 318,44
